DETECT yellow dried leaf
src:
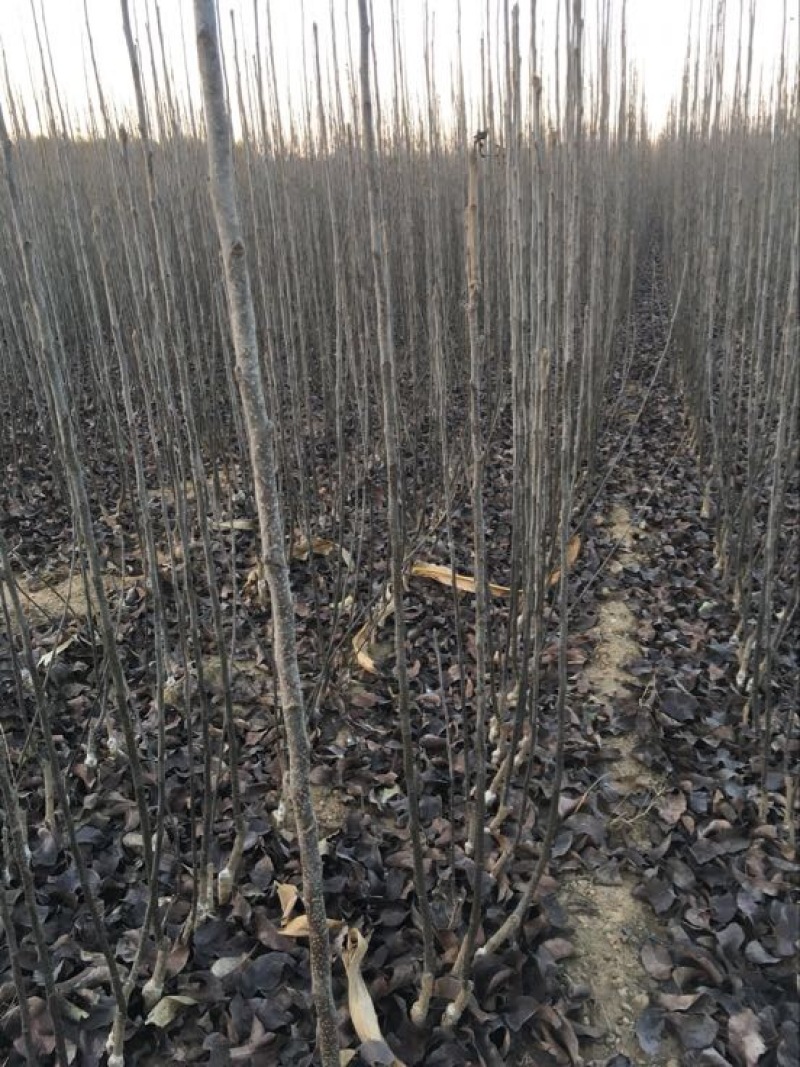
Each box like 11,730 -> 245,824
280,915 -> 311,937
410,534 -> 581,598
350,588 -> 397,675
352,623 -> 379,675
356,647 -> 379,674
548,533 -> 582,587
342,928 -> 406,1065
280,914 -> 344,938
409,561 -> 511,598
242,565 -> 262,598
39,634 -> 78,669
276,882 -> 299,922
290,536 -> 354,569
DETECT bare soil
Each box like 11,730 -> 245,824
559,503 -> 678,1066
6,568 -> 103,627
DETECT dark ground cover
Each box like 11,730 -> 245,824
0,263 -> 797,1066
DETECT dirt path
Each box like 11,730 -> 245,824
560,503 -> 678,1066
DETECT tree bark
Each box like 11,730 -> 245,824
357,0 -> 436,1023
192,4 -> 339,1064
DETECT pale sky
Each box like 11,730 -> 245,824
0,1 -> 795,138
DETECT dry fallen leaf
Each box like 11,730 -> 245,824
352,622 -> 380,675
212,518 -> 255,532
351,590 -> 395,675
409,561 -> 511,597
728,1007 -> 767,1066
409,536 -> 581,598
38,634 -> 78,669
342,928 -> 406,1066
145,994 -> 198,1028
276,882 -> 299,923
211,953 -> 252,979
547,533 -> 582,587
291,535 -> 354,569
291,535 -> 335,560
280,914 -> 344,938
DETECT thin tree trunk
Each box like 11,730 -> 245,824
445,129 -> 489,1030
192,4 -> 339,1064
357,0 -> 436,1024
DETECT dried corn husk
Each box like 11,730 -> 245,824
410,534 -> 580,597
409,561 -> 511,597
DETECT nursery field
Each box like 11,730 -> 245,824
0,2 -> 797,1066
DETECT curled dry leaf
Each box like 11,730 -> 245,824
352,621 -> 380,675
277,881 -> 299,923
410,534 -> 580,597
351,589 -> 395,675
409,560 -> 511,598
341,927 -> 406,1067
